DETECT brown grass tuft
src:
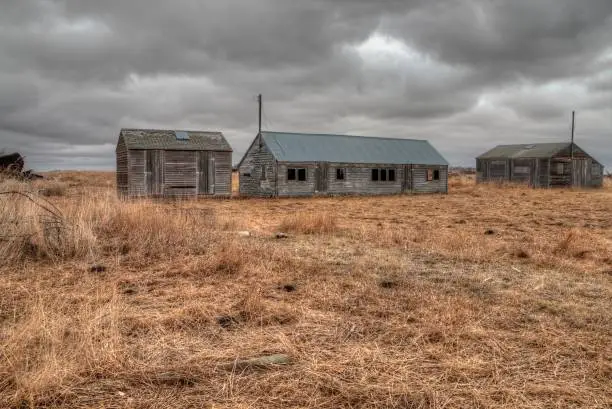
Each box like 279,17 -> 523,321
278,212 -> 338,234
38,181 -> 68,197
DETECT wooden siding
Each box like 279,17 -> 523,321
145,150 -> 164,196
127,149 -> 146,197
538,159 -> 550,187
275,163 -> 447,197
590,163 -> 604,187
411,165 -> 448,194
197,151 -> 210,195
116,136 -> 129,197
324,164 -> 403,196
213,151 -> 232,196
122,147 -> 231,198
552,150 -> 603,188
510,159 -> 534,185
238,139 -> 277,197
477,153 -> 602,188
163,150 -> 197,197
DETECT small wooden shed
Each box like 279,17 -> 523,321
116,128 -> 232,198
237,131 -> 449,197
476,142 -> 603,188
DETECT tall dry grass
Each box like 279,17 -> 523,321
1,173 -> 611,408
0,180 -> 219,266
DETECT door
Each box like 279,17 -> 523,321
316,162 -> 329,193
164,151 -> 197,196
145,150 -> 164,196
198,151 -> 215,195
402,165 -> 412,193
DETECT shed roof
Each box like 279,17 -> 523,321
120,128 -> 232,151
258,131 -> 449,165
477,142 -> 572,159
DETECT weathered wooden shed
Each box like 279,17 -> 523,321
237,131 -> 449,197
476,142 -> 603,188
116,128 -> 232,198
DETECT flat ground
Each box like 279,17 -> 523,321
1,172 -> 611,408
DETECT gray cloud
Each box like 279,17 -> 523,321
0,0 -> 610,171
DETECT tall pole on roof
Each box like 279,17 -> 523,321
258,94 -> 263,147
570,111 -> 575,186
570,111 -> 575,159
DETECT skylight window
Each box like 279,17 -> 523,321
175,131 -> 189,140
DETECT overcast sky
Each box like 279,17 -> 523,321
0,0 -> 611,170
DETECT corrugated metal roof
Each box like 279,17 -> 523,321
260,131 -> 449,165
120,128 -> 232,151
477,142 -> 570,159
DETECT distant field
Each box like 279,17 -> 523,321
1,171 -> 611,408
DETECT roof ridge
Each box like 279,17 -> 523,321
494,142 -> 570,147
262,130 -> 427,143
121,128 -> 222,134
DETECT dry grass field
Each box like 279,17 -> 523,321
1,172 -> 611,408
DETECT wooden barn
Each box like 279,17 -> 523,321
237,131 -> 449,197
476,142 -> 603,188
116,129 -> 232,198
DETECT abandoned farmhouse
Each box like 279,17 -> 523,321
476,142 -> 603,188
116,129 -> 232,198
238,131 -> 449,197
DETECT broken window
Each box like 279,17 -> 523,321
260,165 -> 266,180
427,169 -> 433,181
289,168 -> 307,181
298,168 -> 307,181
372,168 -> 396,182
433,170 -> 440,180
336,168 -> 345,180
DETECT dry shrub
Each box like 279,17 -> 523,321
90,197 -> 217,259
0,184 -> 95,265
550,228 -> 610,262
278,212 -> 337,234
38,181 -> 68,197
206,238 -> 247,275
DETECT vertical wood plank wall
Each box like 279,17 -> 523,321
123,148 -> 231,198
213,151 -> 232,196
128,149 -> 146,197
477,154 -> 603,188
116,137 -> 129,197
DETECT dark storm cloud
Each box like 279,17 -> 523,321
0,0 -> 610,170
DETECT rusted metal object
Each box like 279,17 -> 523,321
0,153 -> 42,180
